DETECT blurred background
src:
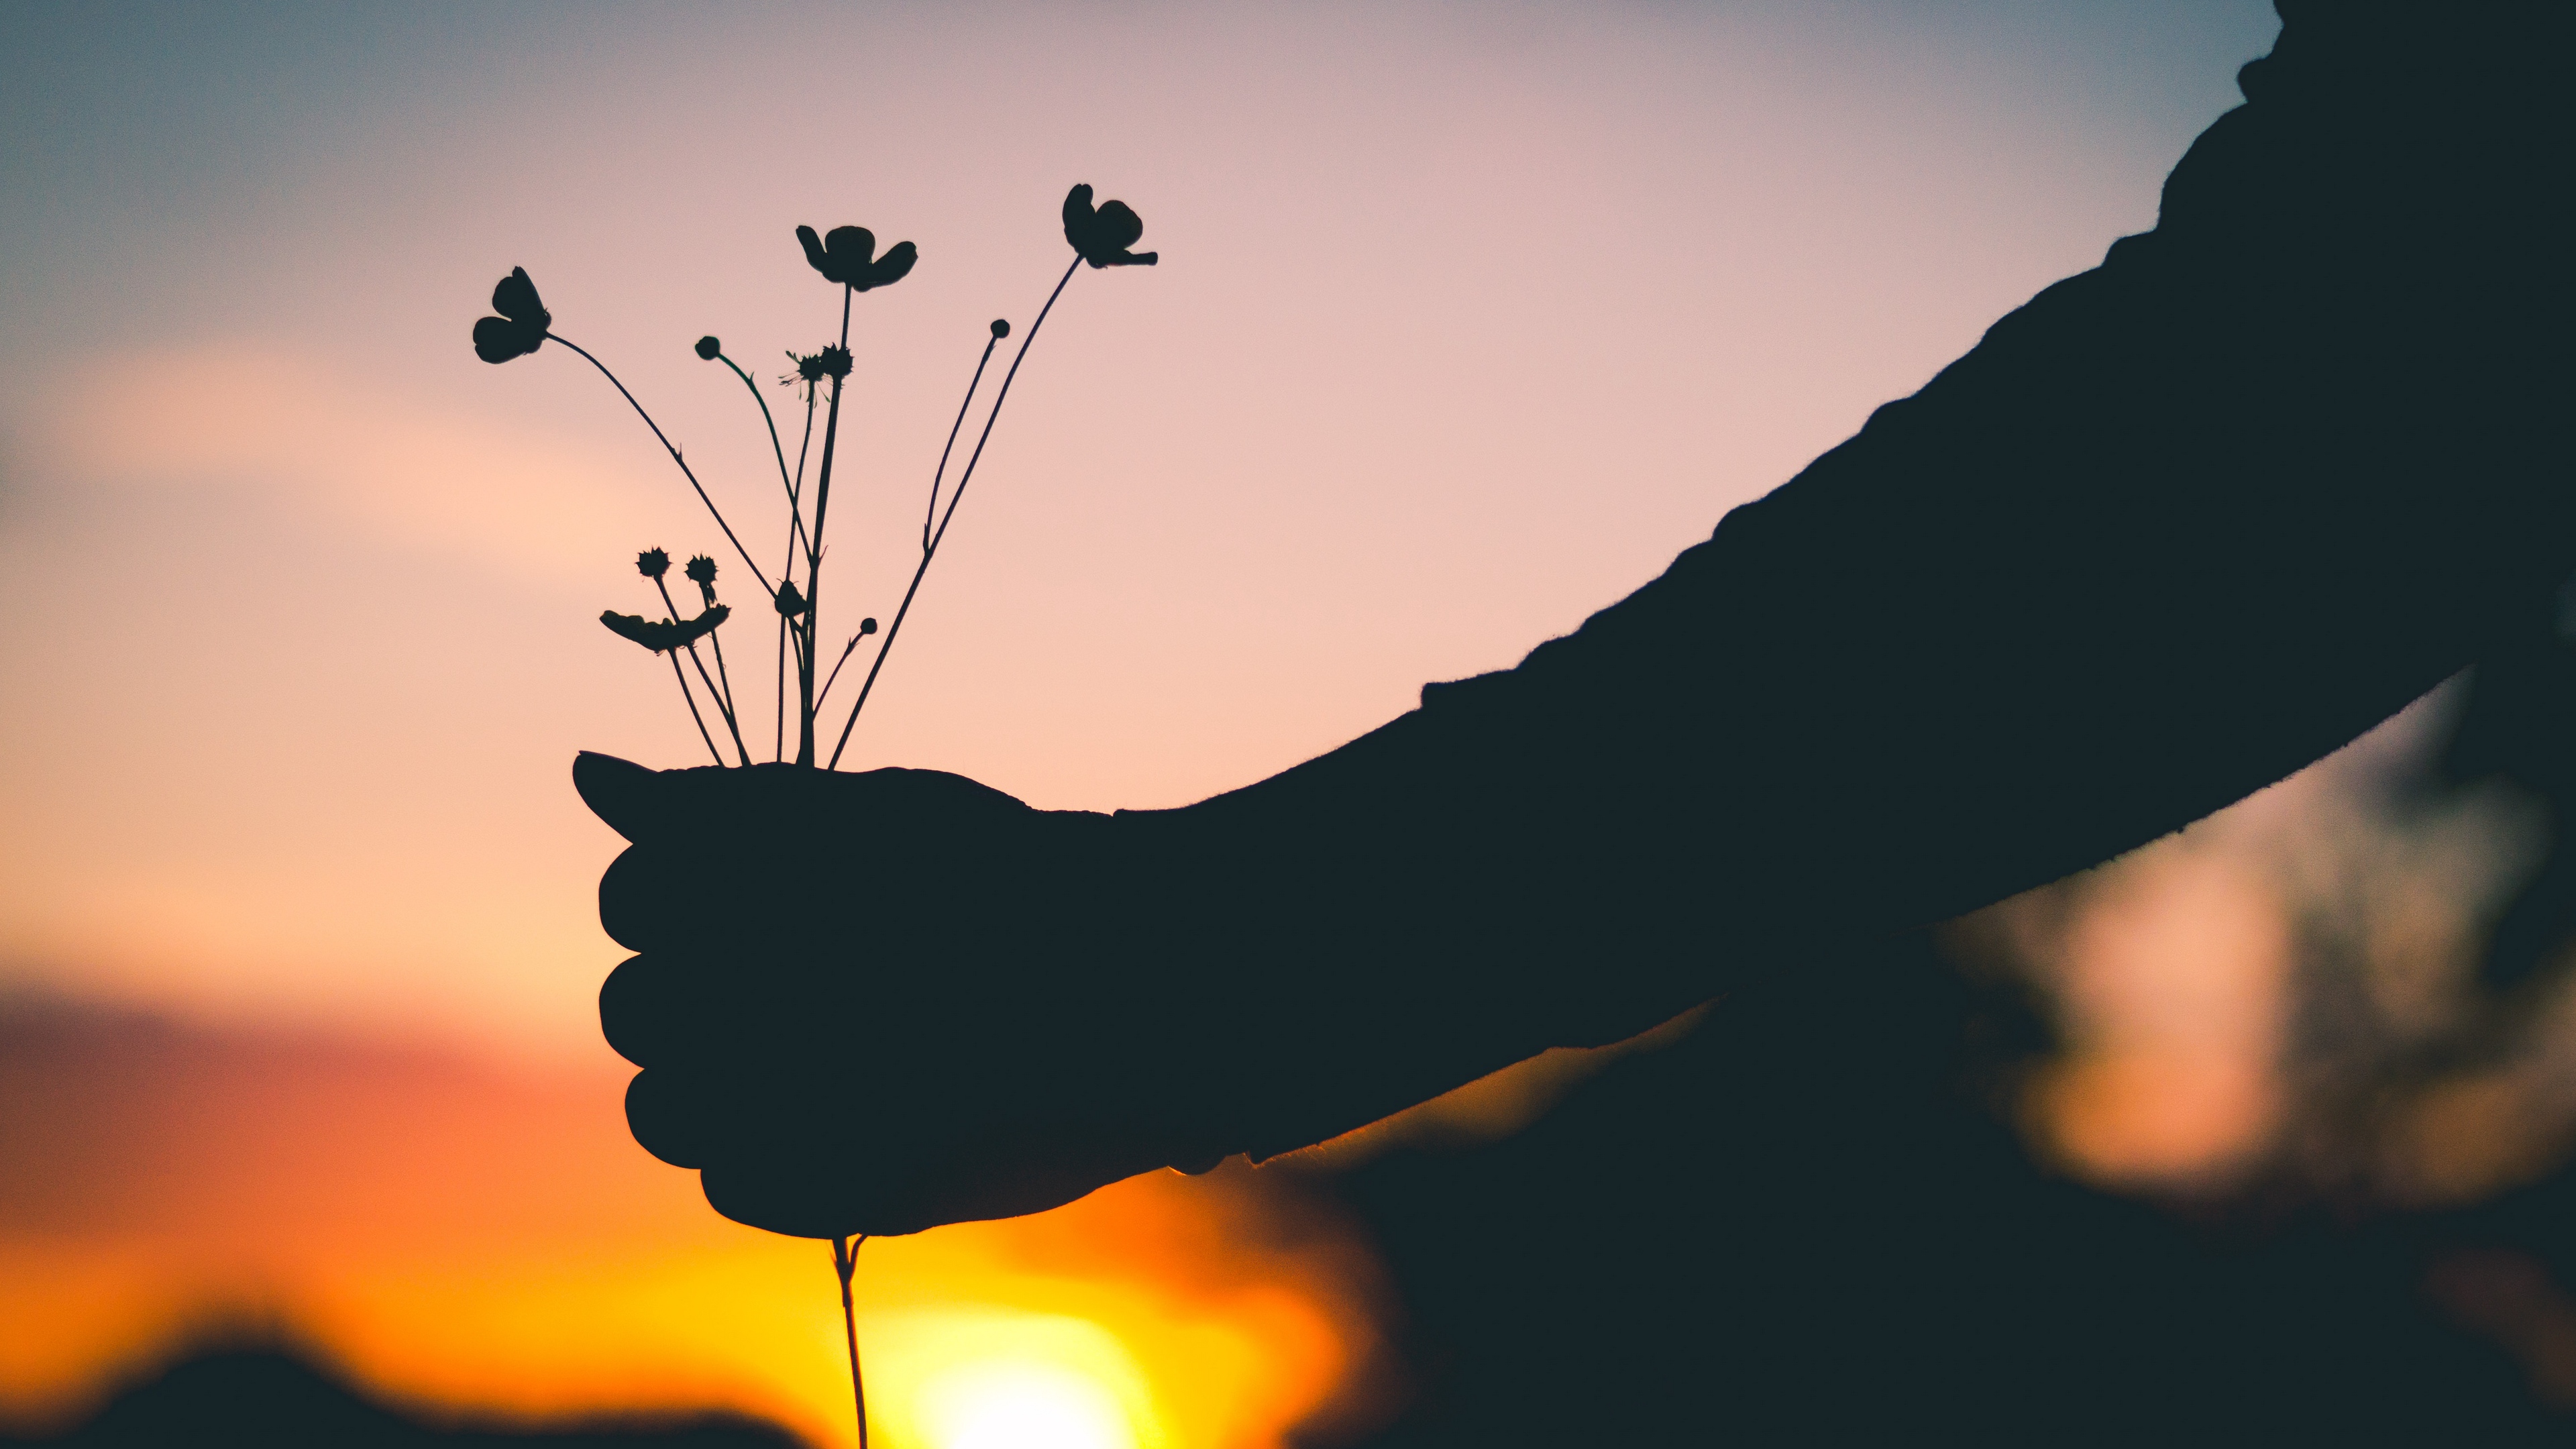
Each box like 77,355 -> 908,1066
29,2 -> 2576,1445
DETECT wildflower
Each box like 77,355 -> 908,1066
795,225 -> 918,291
600,604 -> 730,653
685,555 -> 717,586
774,579 -> 809,618
472,267 -> 552,363
990,319 -> 1010,339
780,347 -> 851,399
695,335 -> 722,361
859,617 -> 877,636
637,547 -> 672,579
1061,185 -> 1158,268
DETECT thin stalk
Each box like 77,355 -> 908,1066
545,333 -> 773,598
774,612 -> 790,763
778,389 -> 817,764
666,649 -> 724,767
794,287 -> 855,766
926,334 -> 1002,551
656,579 -> 751,766
719,352 -> 813,562
814,632 -> 867,708
833,1235 -> 871,1449
828,257 -> 1081,769
708,624 -> 743,740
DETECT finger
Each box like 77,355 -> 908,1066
700,1138 -> 889,1240
624,1068 -> 718,1169
599,953 -> 706,1067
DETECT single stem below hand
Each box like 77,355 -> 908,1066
545,333 -> 773,598
827,256 -> 1082,769
833,1235 -> 870,1449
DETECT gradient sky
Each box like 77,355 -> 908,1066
5,5 -> 2299,1444
0,0 -> 2284,1061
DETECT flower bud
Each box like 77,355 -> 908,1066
773,580 -> 809,618
694,336 -> 722,361
636,548 -> 671,579
990,319 -> 1010,339
859,617 -> 878,636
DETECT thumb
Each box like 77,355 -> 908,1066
574,751 -> 663,843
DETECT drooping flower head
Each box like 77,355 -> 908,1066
637,547 -> 671,580
472,267 -> 552,363
795,225 -> 918,292
1061,186 -> 1158,268
600,605 -> 729,654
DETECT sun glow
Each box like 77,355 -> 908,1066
919,1359 -> 1136,1449
876,1309 -> 1162,1449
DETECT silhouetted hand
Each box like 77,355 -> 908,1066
578,753 -> 1255,1238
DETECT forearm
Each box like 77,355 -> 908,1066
1146,0 -> 2575,1155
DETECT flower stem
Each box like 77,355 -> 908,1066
656,580 -> 751,766
667,649 -> 724,767
814,632 -> 867,708
545,333 -> 775,598
827,257 -> 1081,769
796,288 -> 855,767
719,352 -> 814,563
779,390 -> 818,764
832,1235 -> 871,1449
926,333 -> 1002,552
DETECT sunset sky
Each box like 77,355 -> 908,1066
0,3 -> 2286,1444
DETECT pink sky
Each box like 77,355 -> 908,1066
0,1 -> 2279,1058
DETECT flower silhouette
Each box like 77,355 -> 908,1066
472,267 -> 552,363
637,548 -> 672,579
695,335 -> 722,361
1061,185 -> 1158,268
684,555 -> 717,587
796,225 -> 918,291
600,605 -> 730,653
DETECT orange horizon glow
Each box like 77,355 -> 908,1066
0,1003 -> 1383,1448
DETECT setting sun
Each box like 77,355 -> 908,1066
916,1356 -> 1139,1449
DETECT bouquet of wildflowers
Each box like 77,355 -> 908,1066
472,182 -> 1158,1446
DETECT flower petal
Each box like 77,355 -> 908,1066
472,315 -> 539,364
863,239 -> 917,290
1062,183 -> 1097,244
1091,199 -> 1144,254
492,266 -> 547,325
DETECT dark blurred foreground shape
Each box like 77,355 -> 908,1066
0,1345 -> 805,1449
1318,648 -> 2576,1447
